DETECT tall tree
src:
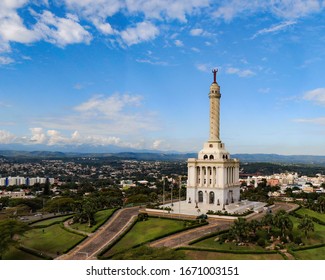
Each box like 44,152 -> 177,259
0,220 -> 29,259
274,210 -> 293,238
298,215 -> 315,238
230,218 -> 250,243
317,196 -> 325,213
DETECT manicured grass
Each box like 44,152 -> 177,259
292,246 -> 325,260
194,237 -> 266,251
103,217 -> 186,257
69,208 -> 116,233
296,208 -> 325,223
20,224 -> 84,257
290,216 -> 325,246
180,250 -> 284,260
2,246 -> 43,260
31,215 -> 73,227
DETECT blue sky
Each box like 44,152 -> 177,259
1,0 -> 325,155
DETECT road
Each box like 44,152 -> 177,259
56,207 -> 139,260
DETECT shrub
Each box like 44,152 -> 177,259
294,236 -> 303,245
257,237 -> 266,247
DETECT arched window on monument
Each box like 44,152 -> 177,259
209,192 -> 215,204
198,191 -> 203,202
209,155 -> 214,160
203,155 -> 208,160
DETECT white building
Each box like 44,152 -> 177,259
186,70 -> 240,210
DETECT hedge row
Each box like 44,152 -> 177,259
175,246 -> 276,255
291,207 -> 325,226
18,245 -> 53,260
59,222 -> 88,237
31,215 -> 73,229
28,213 -> 73,226
291,243 -> 325,252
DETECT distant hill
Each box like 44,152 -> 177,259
1,149 -> 325,164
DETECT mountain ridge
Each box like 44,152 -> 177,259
1,149 -> 325,164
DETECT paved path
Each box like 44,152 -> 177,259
56,207 -> 139,260
149,218 -> 233,248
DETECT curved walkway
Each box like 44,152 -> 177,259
56,207 -> 139,260
149,218 -> 233,248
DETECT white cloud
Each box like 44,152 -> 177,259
152,139 -> 164,149
213,0 -> 324,21
303,88 -> 325,106
190,28 -> 204,36
258,87 -> 271,94
196,63 -> 210,72
32,93 -> 158,140
0,2 -> 92,52
174,39 -> 184,47
74,94 -> 142,117
0,130 -> 16,144
0,1 -> 40,45
33,11 -> 92,47
294,117 -> 325,125
125,0 -> 210,22
120,21 -> 159,46
190,28 -> 212,37
0,56 -> 14,65
136,59 -> 168,66
30,127 -> 47,144
226,67 -> 255,77
252,20 -> 297,39
64,0 -> 119,35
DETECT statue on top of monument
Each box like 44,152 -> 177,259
212,68 -> 218,83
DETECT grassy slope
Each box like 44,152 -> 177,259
21,224 -> 84,257
104,218 -> 186,257
296,208 -> 325,223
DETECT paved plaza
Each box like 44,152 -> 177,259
147,200 -> 266,217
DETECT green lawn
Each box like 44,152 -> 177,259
20,224 -> 85,257
296,208 -> 325,223
292,246 -> 325,260
103,217 -> 187,258
31,215 -> 73,227
2,246 -> 43,260
290,216 -> 325,246
180,250 -> 284,260
70,208 -> 116,233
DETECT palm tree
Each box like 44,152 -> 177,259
230,218 -> 249,243
274,210 -> 293,238
298,215 -> 315,238
317,196 -> 325,213
261,213 -> 274,234
249,219 -> 260,235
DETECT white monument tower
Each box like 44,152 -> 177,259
186,69 -> 240,210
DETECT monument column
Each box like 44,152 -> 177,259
209,69 -> 221,143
